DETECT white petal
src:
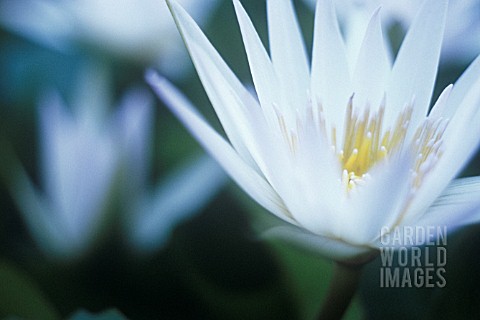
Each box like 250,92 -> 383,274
146,71 -> 295,224
72,61 -> 112,127
352,8 -> 390,111
410,177 -> 480,234
114,87 -> 154,194
189,42 -> 295,198
232,0 -> 288,130
4,144 -> 92,259
186,41 -> 263,168
386,0 -> 448,130
166,0 -> 298,221
263,225 -> 373,261
8,161 -> 67,256
371,174 -> 480,248
39,92 -> 72,208
341,150 -> 413,245
166,0 -> 266,168
267,0 -> 310,111
441,54 -> 480,119
427,84 -> 453,119
281,113 -> 343,235
341,1 -> 393,69
403,77 -> 480,224
39,92 -> 117,247
311,0 -> 353,141
128,155 -> 227,253
0,0 -> 73,51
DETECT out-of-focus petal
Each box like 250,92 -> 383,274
128,155 -> 227,253
0,0 -> 74,51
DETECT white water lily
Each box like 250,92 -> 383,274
5,63 -> 225,259
0,0 -> 218,77
148,0 -> 480,262
7,64 -> 118,259
303,0 -> 480,64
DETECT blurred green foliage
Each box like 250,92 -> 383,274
0,261 -> 60,320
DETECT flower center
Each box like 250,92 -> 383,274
334,97 -> 414,190
332,97 -> 448,192
275,95 -> 448,193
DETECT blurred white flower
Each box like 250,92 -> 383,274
0,0 -> 219,77
6,63 -> 225,259
302,0 -> 480,64
8,64 -> 118,259
148,0 -> 480,262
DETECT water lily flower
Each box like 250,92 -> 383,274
7,64 -> 118,260
302,0 -> 480,64
0,0 -> 218,77
147,0 -> 480,263
4,63 -> 225,259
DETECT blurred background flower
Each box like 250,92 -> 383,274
302,0 -> 480,64
1,61 -> 226,261
0,0 -> 219,78
2,63 -> 118,260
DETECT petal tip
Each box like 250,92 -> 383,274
145,69 -> 164,87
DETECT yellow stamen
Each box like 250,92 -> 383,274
275,95 -> 447,193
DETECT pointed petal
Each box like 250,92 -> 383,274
189,42 -> 295,196
232,0 -> 286,129
9,162 -> 65,255
311,0 -> 352,139
166,0 -> 268,167
386,0 -> 448,129
146,72 -> 294,224
427,84 -> 453,119
187,41 -> 263,167
413,177 -> 480,232
128,155 -> 227,253
352,8 -> 390,111
1,142 -> 83,259
267,0 -> 310,110
166,0 -> 297,216
263,225 -> 373,261
342,2 -> 394,69
39,91 -> 117,246
403,77 -> 480,224
442,55 -> 480,119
